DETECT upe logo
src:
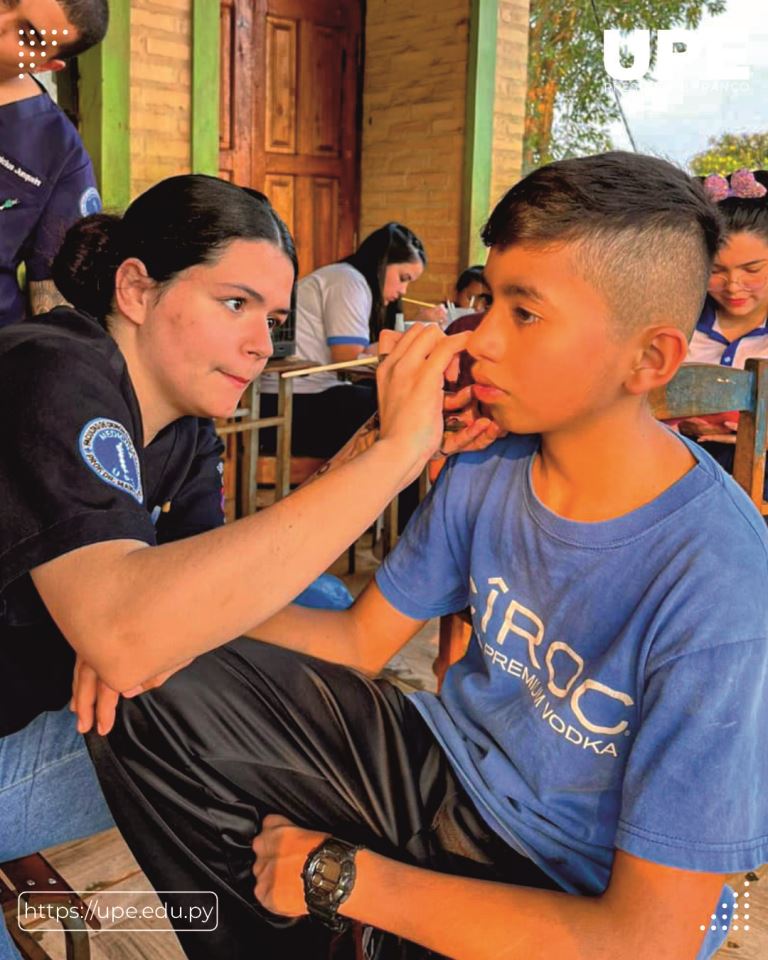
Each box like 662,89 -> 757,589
603,28 -> 750,83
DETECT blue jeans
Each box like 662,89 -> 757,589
0,706 -> 114,960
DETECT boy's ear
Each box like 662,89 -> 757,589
624,325 -> 689,396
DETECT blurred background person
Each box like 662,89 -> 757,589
260,222 -> 427,458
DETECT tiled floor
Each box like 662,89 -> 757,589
8,535 -> 767,958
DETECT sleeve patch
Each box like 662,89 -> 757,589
79,186 -> 102,217
78,418 -> 143,504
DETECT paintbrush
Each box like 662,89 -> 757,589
280,356 -> 380,379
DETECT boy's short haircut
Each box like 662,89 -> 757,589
483,151 -> 723,338
58,0 -> 109,59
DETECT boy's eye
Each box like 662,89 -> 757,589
514,306 -> 541,326
223,297 -> 246,312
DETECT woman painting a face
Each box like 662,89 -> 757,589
0,175 -> 494,958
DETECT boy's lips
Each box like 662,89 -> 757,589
220,370 -> 251,387
472,379 -> 507,403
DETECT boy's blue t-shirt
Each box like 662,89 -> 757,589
0,90 -> 100,325
376,434 -> 768,895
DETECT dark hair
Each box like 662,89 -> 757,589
717,196 -> 768,246
58,0 -> 109,59
52,174 -> 297,324
342,222 -> 426,340
456,265 -> 486,293
483,151 -> 723,336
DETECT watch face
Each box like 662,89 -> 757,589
311,857 -> 343,887
304,839 -> 359,927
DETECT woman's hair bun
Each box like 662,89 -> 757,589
52,213 -> 125,321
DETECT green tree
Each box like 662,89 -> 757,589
525,0 -> 727,172
689,133 -> 768,175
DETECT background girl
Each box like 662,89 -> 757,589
260,222 -> 430,458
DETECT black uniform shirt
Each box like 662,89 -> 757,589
0,307 -> 225,736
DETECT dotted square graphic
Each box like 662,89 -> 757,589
16,27 -> 69,78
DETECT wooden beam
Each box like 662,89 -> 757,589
461,0 -> 498,267
191,0 -> 221,175
77,0 -> 130,209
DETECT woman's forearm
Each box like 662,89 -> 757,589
41,438 -> 415,691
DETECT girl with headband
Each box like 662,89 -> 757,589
676,170 -> 768,483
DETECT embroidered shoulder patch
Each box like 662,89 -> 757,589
78,418 -> 143,504
79,186 -> 102,217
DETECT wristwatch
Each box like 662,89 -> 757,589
302,837 -> 362,931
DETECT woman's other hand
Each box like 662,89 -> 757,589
71,655 -> 194,735
441,385 -> 506,456
71,656 -> 121,736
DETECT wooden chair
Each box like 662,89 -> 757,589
434,359 -> 768,686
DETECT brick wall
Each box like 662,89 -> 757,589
492,0 -> 529,206
360,0 -> 530,307
359,0 -> 471,308
130,0 -> 192,198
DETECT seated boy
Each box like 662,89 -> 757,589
0,0 -> 107,325
84,152 -> 768,960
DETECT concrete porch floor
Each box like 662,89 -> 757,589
12,534 -> 768,959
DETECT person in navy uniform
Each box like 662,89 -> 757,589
0,174 -> 475,958
0,0 -> 107,325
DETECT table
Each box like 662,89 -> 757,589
216,357 -> 318,517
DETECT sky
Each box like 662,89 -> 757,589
607,0 -> 768,170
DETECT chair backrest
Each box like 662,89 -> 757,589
435,358 -> 768,689
649,358 -> 768,515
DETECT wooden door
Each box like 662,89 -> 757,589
219,0 -> 362,275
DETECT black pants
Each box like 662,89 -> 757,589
260,384 -> 378,459
88,640 -> 559,959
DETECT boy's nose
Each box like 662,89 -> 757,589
466,307 -> 501,359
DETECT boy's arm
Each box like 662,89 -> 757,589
245,581 -> 425,675
253,823 -> 725,960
